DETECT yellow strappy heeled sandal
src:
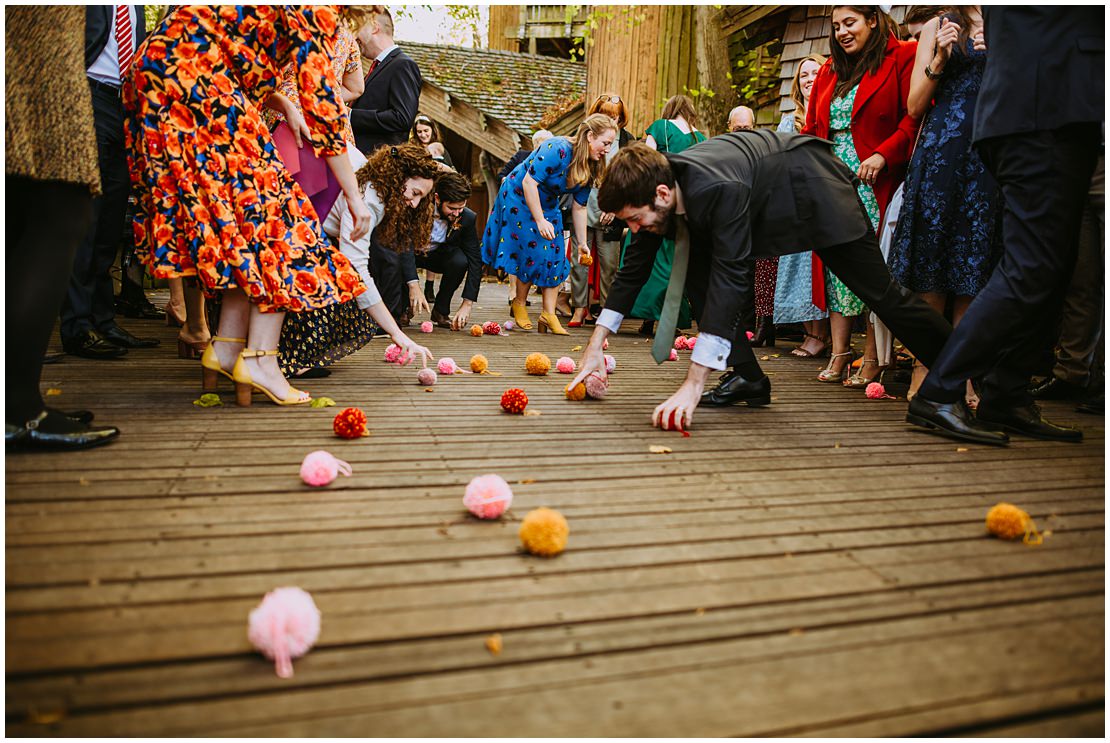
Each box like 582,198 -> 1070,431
231,349 -> 312,407
200,336 -> 246,391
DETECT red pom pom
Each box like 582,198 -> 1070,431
500,388 -> 529,414
333,407 -> 368,439
482,321 -> 502,336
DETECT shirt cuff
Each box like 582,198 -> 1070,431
690,332 -> 731,371
596,308 -> 623,334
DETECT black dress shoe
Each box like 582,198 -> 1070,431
62,330 -> 129,359
1076,394 -> 1103,415
1029,376 -> 1085,400
976,401 -> 1083,442
700,371 -> 772,407
430,309 -> 453,329
906,396 -> 1010,446
115,296 -> 166,320
638,320 -> 655,337
6,410 -> 119,450
100,324 -> 160,348
46,406 -> 94,424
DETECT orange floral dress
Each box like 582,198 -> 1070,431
265,25 -> 360,144
122,6 -> 365,313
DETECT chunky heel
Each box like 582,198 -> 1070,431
179,337 -> 207,360
202,366 -> 220,391
235,382 -> 253,407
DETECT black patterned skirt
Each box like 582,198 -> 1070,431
278,299 -> 379,375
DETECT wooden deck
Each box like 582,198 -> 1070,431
6,283 -> 1105,737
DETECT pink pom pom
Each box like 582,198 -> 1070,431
420,321 -> 434,334
604,354 -> 616,373
437,357 -> 459,375
248,587 -> 321,678
482,321 -> 502,336
300,450 -> 352,487
504,319 -> 516,331
383,344 -> 402,363
464,474 -> 514,519
556,356 -> 576,373
668,349 -> 678,361
746,330 -> 755,341
417,368 -> 438,386
584,372 -> 609,399
674,336 -> 689,350
687,337 -> 697,350
602,339 -> 609,350
865,382 -> 886,399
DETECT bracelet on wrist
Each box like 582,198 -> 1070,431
924,62 -> 943,81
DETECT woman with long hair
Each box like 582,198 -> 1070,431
410,113 -> 453,168
774,53 -> 831,359
803,5 -> 918,386
630,94 -> 707,336
278,142 -> 440,380
568,93 -> 636,327
887,6 -> 1000,405
482,113 -> 616,335
124,6 -> 374,406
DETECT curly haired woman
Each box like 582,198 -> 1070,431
279,142 -> 440,376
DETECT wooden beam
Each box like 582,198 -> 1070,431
416,81 -> 523,161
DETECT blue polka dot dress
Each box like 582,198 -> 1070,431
481,137 -> 590,288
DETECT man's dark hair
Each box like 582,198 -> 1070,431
597,143 -> 675,213
435,170 -> 471,203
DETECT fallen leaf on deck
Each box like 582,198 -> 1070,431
956,447 -> 969,452
310,397 -> 337,408
695,607 -> 706,617
649,445 -> 672,454
789,628 -> 805,637
26,706 -> 66,725
571,345 -> 582,352
523,409 -> 542,416
485,633 -> 503,655
761,356 -> 770,361
834,443 -> 841,449
424,389 -> 434,393
1043,530 -> 1054,537
771,354 -> 781,358
78,477 -> 90,486
519,478 -> 537,484
192,393 -> 222,407
88,577 -> 100,587
45,388 -> 62,396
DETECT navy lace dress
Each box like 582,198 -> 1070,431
887,33 -> 1002,296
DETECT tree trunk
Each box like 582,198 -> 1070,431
694,5 -> 735,137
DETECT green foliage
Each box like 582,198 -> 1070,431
144,5 -> 167,32
566,5 -> 646,62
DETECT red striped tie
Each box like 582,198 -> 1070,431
115,5 -> 134,78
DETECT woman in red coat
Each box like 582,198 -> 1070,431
803,6 -> 918,387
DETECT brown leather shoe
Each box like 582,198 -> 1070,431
430,309 -> 452,329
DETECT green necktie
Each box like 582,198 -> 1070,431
651,215 -> 690,364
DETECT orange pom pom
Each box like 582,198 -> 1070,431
579,253 -> 593,267
470,324 -> 484,337
470,354 -> 489,373
519,507 -> 569,556
986,502 -> 1040,544
525,352 -> 551,376
332,407 -> 368,439
500,387 -> 528,414
564,382 -> 587,401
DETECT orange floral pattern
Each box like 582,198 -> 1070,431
122,6 -> 365,313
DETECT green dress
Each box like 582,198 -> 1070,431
623,119 -> 704,327
826,86 -> 879,316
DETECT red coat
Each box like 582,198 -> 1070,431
802,33 -> 919,310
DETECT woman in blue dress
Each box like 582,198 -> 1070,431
887,7 -> 1001,403
483,114 -> 617,334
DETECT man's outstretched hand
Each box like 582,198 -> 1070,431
570,335 -> 607,389
652,379 -> 704,431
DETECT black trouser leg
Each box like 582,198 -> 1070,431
369,237 -> 406,321
420,248 -> 467,317
61,85 -> 129,341
815,229 -> 953,368
685,252 -> 764,380
917,124 -> 1100,405
7,177 -> 93,423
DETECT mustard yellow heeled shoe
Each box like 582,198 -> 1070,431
537,311 -> 569,335
510,301 -> 533,330
231,349 -> 312,407
200,336 -> 246,391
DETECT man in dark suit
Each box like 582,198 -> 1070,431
62,5 -> 159,359
909,6 -> 1103,446
402,172 -> 484,329
570,133 -> 953,431
349,7 -> 423,323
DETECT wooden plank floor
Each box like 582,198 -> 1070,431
6,283 -> 1105,736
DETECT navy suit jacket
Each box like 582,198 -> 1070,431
350,47 -> 422,155
85,5 -> 147,71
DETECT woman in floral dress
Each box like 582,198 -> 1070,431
124,6 -> 372,405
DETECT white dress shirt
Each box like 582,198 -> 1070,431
87,6 -> 139,85
595,309 -> 733,371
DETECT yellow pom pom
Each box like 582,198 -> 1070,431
519,507 -> 569,557
986,502 -> 1040,544
470,354 -> 489,373
470,324 -> 484,337
525,352 -> 551,376
564,382 -> 587,401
